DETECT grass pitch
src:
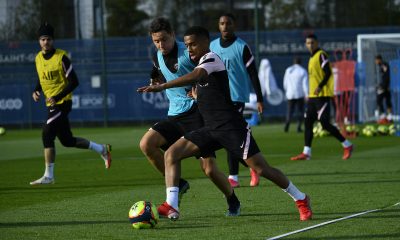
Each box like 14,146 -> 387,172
0,124 -> 399,240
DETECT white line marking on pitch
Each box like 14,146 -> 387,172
266,202 -> 400,240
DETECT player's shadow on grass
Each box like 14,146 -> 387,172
0,220 -> 126,228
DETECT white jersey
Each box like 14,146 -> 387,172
283,64 -> 308,100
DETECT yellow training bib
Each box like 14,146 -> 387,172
308,49 -> 334,98
35,49 -> 72,106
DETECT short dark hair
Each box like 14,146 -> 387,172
375,54 -> 383,60
293,56 -> 301,64
184,26 -> 209,40
220,13 -> 236,22
38,22 -> 54,38
149,17 -> 173,34
306,34 -> 318,40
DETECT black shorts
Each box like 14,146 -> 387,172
151,104 -> 204,150
184,123 -> 260,160
306,97 -> 331,121
42,100 -> 75,148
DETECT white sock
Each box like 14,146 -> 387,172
228,175 -> 238,182
341,140 -> 352,148
283,181 -> 306,201
44,163 -> 54,178
166,187 -> 179,210
303,146 -> 311,156
89,141 -> 104,154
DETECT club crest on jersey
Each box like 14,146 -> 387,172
174,63 -> 178,71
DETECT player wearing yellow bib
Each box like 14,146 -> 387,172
30,22 -> 112,185
291,34 -> 353,161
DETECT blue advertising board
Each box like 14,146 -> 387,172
1,26 -> 399,126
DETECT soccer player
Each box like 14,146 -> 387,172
374,54 -> 393,124
283,56 -> 308,133
210,13 -> 263,188
138,26 -> 312,222
291,34 -> 353,161
30,22 -> 111,185
139,18 -> 240,215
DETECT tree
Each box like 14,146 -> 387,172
106,0 -> 149,36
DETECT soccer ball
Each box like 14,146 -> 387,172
128,201 -> 159,229
362,126 -> 375,137
377,125 -> 389,135
0,127 -> 5,136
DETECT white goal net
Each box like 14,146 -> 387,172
357,33 -> 400,123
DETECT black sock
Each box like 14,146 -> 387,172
227,190 -> 240,209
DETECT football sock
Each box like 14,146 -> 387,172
226,190 -> 240,207
303,146 -> 311,156
89,141 -> 104,154
166,187 -> 179,210
283,181 -> 306,201
228,175 -> 238,182
341,140 -> 352,148
44,163 -> 54,178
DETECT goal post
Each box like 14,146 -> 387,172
356,33 -> 400,123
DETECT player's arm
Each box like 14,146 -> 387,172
243,45 -> 264,113
315,52 -> 332,95
138,68 -> 205,92
380,63 -> 390,90
149,52 -> 165,85
32,76 -> 42,102
48,55 -> 79,105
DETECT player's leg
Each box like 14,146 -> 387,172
139,121 -> 190,199
225,103 -> 244,187
226,151 -> 241,187
200,157 -> 241,216
139,128 -> 168,174
385,91 -> 393,121
30,109 -> 57,185
318,99 -> 353,159
159,137 -> 201,220
245,152 -> 312,221
376,92 -> 385,120
54,107 -> 112,168
297,98 -> 305,132
220,127 -> 312,221
291,99 -> 316,160
284,99 -> 295,132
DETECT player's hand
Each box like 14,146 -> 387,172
314,87 -> 321,96
32,91 -> 40,102
256,102 -> 263,114
376,87 -> 384,94
188,86 -> 197,99
150,78 -> 164,86
46,97 -> 56,106
137,84 -> 164,93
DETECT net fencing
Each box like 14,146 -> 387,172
356,34 -> 400,123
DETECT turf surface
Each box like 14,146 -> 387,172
1,124 -> 399,239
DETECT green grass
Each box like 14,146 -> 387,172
1,124 -> 399,240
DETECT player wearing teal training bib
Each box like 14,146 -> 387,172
210,13 -> 263,188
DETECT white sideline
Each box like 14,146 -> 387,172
266,202 -> 400,240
